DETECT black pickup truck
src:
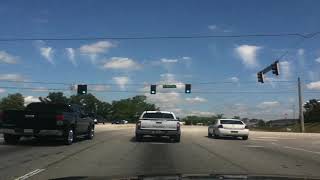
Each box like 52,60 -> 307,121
0,102 -> 95,145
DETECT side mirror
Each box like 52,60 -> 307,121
177,117 -> 180,121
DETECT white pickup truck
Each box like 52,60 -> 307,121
135,111 -> 181,142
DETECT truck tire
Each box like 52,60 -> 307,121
135,134 -> 142,142
86,125 -> 94,140
4,134 -> 20,144
174,135 -> 181,142
64,128 -> 74,145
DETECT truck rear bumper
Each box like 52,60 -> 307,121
0,128 -> 63,136
136,129 -> 180,136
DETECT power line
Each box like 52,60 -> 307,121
2,86 -> 319,94
0,32 -> 319,42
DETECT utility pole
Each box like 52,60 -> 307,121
298,77 -> 305,132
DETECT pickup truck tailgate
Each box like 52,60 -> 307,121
140,119 -> 178,131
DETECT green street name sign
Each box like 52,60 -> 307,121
163,84 -> 177,88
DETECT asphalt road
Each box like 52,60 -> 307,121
1,125 -> 320,179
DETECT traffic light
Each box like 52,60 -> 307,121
257,72 -> 264,83
150,85 -> 156,94
271,61 -> 280,75
185,84 -> 191,93
77,84 -> 87,95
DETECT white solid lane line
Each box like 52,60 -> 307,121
245,145 -> 264,148
14,169 -> 45,180
283,146 -> 320,155
251,138 -> 278,142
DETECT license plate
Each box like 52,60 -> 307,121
152,130 -> 162,134
231,131 -> 238,133
24,129 -> 33,133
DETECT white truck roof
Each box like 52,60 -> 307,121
143,111 -> 174,114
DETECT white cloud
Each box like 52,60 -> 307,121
0,74 -> 25,81
235,45 -> 262,68
0,88 -> 6,93
65,48 -> 76,66
146,92 -> 182,109
24,96 -> 40,106
279,61 -> 291,80
31,87 -> 49,92
229,76 -> 239,83
0,51 -> 18,64
113,76 -> 129,90
185,96 -> 207,103
103,57 -> 141,70
182,56 -> 191,60
40,47 -> 54,64
89,85 -> 110,92
160,58 -> 178,63
80,41 -> 115,60
315,57 -> 320,63
185,110 -> 215,117
159,73 -> 184,89
257,101 -> 280,109
298,48 -> 304,56
306,81 -> 320,90
208,25 -> 217,31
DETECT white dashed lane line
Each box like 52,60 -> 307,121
14,169 -> 45,180
283,146 -> 320,155
245,145 -> 264,148
251,138 -> 278,142
256,137 -> 296,140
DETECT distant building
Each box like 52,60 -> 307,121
266,119 -> 298,127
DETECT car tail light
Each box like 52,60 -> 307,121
56,115 -> 64,121
245,125 -> 249,129
218,125 -> 223,128
177,122 -> 181,130
136,121 -> 141,129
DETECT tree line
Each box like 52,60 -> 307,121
0,92 -> 158,123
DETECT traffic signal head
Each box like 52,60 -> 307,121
271,61 -> 280,76
150,85 -> 156,94
185,84 -> 191,93
77,84 -> 87,95
257,72 -> 264,83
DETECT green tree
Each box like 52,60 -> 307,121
233,116 -> 240,119
0,93 -> 25,110
47,92 -> 69,104
69,93 -> 101,114
304,99 -> 320,122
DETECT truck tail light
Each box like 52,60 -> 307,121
177,122 -> 181,130
218,125 -> 223,129
136,121 -> 141,129
56,114 -> 64,121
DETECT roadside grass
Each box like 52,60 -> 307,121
251,122 -> 320,133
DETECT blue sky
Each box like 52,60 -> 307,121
0,0 -> 320,120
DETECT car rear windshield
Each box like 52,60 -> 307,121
26,103 -> 72,112
220,120 -> 244,125
142,113 -> 175,119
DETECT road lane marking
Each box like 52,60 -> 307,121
251,138 -> 278,142
245,145 -> 264,148
257,137 -> 296,140
283,146 -> 320,155
271,142 -> 280,146
14,169 -> 45,180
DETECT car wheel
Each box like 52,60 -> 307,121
242,136 -> 248,140
208,131 -> 212,137
135,134 -> 142,142
213,131 -> 219,139
174,135 -> 181,142
4,134 -> 20,144
86,125 -> 94,140
64,128 -> 74,145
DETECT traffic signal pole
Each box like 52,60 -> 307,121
298,77 -> 305,133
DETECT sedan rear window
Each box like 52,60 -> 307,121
142,113 -> 174,119
220,120 -> 243,125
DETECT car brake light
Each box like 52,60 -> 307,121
218,125 -> 223,128
245,125 -> 249,129
177,122 -> 180,130
56,115 -> 64,121
136,121 -> 141,129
